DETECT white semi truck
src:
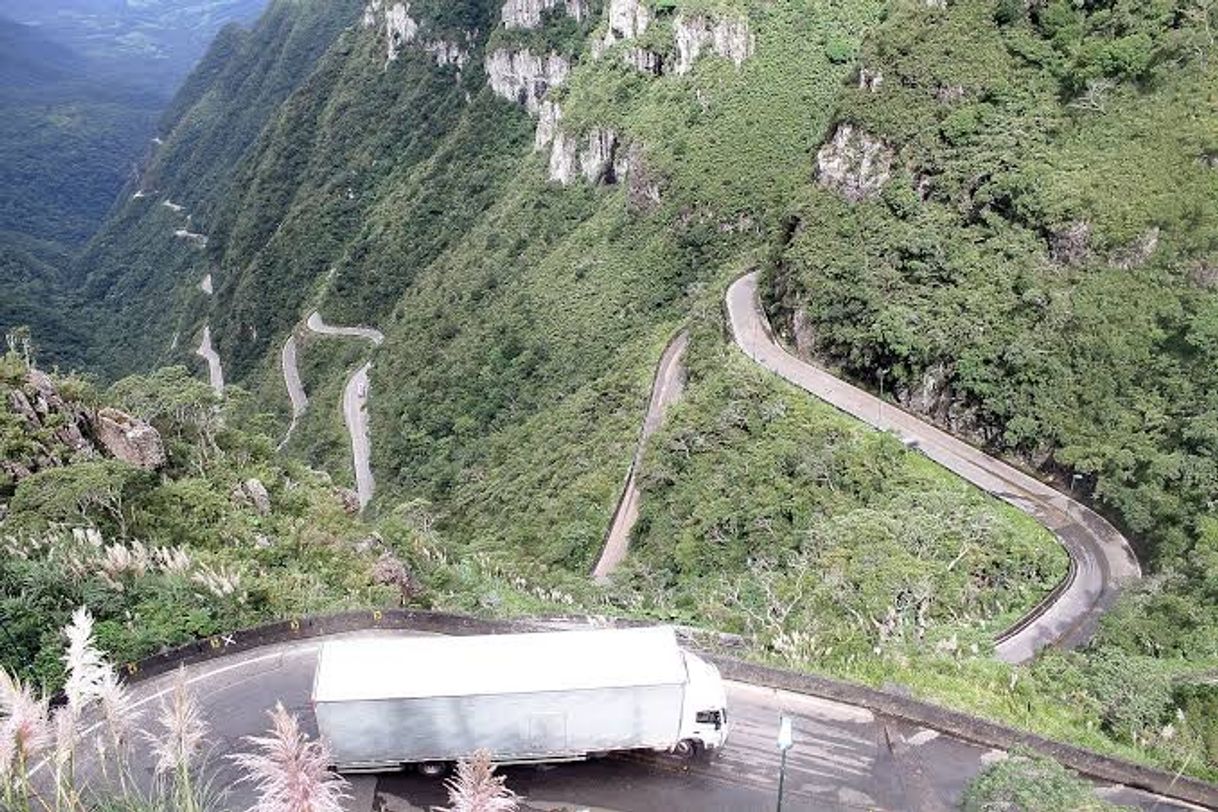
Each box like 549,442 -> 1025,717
310,626 -> 729,772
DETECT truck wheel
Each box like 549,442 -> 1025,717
417,762 -> 449,777
672,739 -> 702,761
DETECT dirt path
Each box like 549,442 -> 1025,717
195,325 -> 224,395
592,331 -> 690,581
726,273 -> 1141,663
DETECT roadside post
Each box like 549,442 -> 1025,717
776,715 -> 794,812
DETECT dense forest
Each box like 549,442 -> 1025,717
5,0 -> 1217,790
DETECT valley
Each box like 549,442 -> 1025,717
1,0 -> 1217,806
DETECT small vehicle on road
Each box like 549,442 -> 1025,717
311,626 -> 729,773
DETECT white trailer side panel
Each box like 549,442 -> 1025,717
316,683 -> 685,768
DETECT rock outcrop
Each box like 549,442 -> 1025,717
93,408 -> 167,471
673,14 -> 754,75
370,1 -> 470,69
1109,228 -> 1160,270
600,0 -> 650,49
858,68 -> 883,92
580,128 -> 620,184
3,370 -> 96,483
624,47 -> 663,75
231,478 -> 271,515
535,100 -> 563,151
486,48 -> 570,114
548,130 -> 579,184
502,0 -> 585,29
815,123 -> 894,202
2,370 -> 169,488
385,2 -> 419,62
1049,220 -> 1092,266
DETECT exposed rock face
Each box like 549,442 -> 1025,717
858,68 -> 883,92
815,123 -> 894,202
502,0 -> 585,29
1191,262 -> 1218,289
935,84 -> 966,103
385,2 -> 419,62
363,0 -> 383,27
1049,221 -> 1092,266
792,309 -> 817,357
624,48 -> 663,75
620,142 -> 661,211
535,100 -> 563,151
3,370 -> 96,484
601,0 -> 650,48
673,14 -> 754,75
486,49 -> 570,114
335,487 -> 361,515
372,1 -> 469,69
580,128 -> 619,184
424,39 -> 469,68
372,550 -> 421,604
231,478 -> 271,515
1109,228 -> 1160,270
548,130 -> 579,184
93,408 -> 167,471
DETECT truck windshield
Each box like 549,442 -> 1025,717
695,710 -> 723,728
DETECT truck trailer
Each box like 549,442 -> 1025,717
310,626 -> 729,772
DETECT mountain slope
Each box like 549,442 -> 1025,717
66,0 -> 1218,780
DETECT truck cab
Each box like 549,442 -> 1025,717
675,651 -> 730,756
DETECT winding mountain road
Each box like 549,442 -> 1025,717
278,335 -> 307,450
195,325 -> 224,395
96,630 -> 1201,812
279,312 -> 384,508
726,273 -> 1142,663
593,331 -> 690,581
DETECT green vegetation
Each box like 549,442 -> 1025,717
13,0 -> 1218,789
962,751 -> 1122,811
765,0 -> 1218,778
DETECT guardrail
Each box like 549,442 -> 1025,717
117,610 -> 1218,808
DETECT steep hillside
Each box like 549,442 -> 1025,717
75,0 -> 366,379
64,0 -> 1218,779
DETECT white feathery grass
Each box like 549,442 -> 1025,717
148,666 -> 208,776
231,702 -> 349,812
62,607 -> 107,715
444,749 -> 519,812
97,666 -> 139,757
0,669 -> 51,787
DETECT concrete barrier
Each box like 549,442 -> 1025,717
119,610 -> 1218,808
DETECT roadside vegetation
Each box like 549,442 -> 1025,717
6,0 -> 1217,792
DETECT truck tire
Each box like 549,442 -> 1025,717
418,761 -> 449,777
672,739 -> 702,760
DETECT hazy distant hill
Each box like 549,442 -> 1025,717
4,0 -> 267,95
0,1 -> 267,368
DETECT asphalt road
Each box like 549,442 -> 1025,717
195,324 -> 224,395
278,334 -> 307,450
101,631 -> 1201,812
344,361 -> 376,509
278,311 -> 385,506
593,331 -> 689,581
725,273 -> 1142,663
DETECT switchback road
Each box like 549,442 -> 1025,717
726,273 -> 1141,663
